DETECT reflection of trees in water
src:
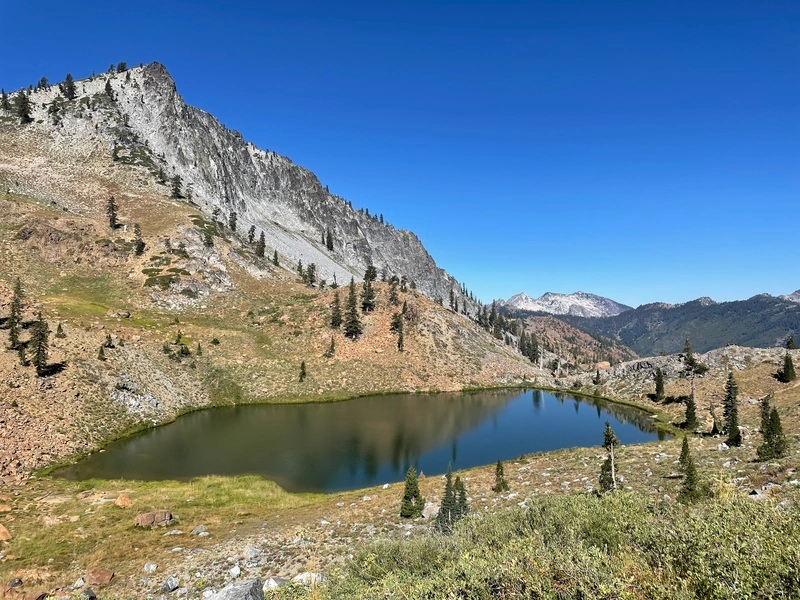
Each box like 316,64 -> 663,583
556,392 -> 661,434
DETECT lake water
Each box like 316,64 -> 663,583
55,389 -> 666,492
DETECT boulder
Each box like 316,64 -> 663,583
114,494 -> 133,508
206,579 -> 264,600
85,568 -> 114,585
262,577 -> 288,590
190,525 -> 207,535
421,502 -> 439,519
134,510 -> 173,528
0,524 -> 11,540
162,575 -> 180,592
143,563 -> 158,574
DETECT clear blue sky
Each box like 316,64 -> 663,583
1,1 -> 797,307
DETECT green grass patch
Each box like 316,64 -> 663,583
143,274 -> 179,289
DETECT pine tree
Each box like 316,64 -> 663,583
655,367 -> 665,402
400,466 -> 424,518
325,227 -> 334,251
684,394 -> 698,431
170,175 -> 183,199
17,343 -> 26,366
272,250 -> 279,266
134,224 -> 145,255
62,73 -> 76,100
330,292 -> 342,328
247,225 -> 256,244
454,476 -> 468,520
14,92 -> 32,124
0,89 -> 9,111
344,279 -> 362,339
724,372 -> 741,446
678,450 -> 701,503
97,346 -> 106,361
778,354 -> 796,382
360,268 -> 376,312
306,263 -> 316,287
254,232 -> 266,258
196,342 -> 202,356
297,260 -> 304,280
601,422 -> 620,491
492,459 -> 509,492
228,211 -> 237,232
390,312 -> 402,333
758,399 -> 788,460
787,335 -> 798,350
106,196 -> 118,229
435,464 -> 456,533
389,279 -> 399,306
599,457 -> 614,493
103,333 -> 114,348
323,336 -> 335,358
299,361 -> 306,382
29,312 -> 50,376
397,320 -> 404,352
679,436 -> 691,472
55,323 -> 66,338
8,277 -> 23,349
104,78 -> 114,100
683,338 -> 695,371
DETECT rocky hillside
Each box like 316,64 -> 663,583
0,63 -> 477,313
0,85 -> 544,482
560,294 -> 800,355
500,291 -> 632,318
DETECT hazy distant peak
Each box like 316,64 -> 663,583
781,289 -> 800,303
501,291 -> 632,318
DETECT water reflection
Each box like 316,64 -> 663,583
55,389 -> 665,492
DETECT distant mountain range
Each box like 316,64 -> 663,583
499,291 -> 632,318
559,294 -> 800,355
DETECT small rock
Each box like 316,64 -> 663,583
163,529 -> 183,536
263,577 -> 289,590
191,525 -> 207,535
0,505 -> 11,512
199,531 -> 210,537
171,547 -> 183,553
86,568 -> 114,585
144,562 -> 158,574
134,510 -> 173,528
81,589 -> 97,600
361,495 -> 371,502
114,494 -> 133,508
717,443 -> 730,451
292,572 -> 327,586
382,483 -> 389,489
6,578 -> 22,588
176,587 -> 189,596
243,545 -> 261,561
748,489 -> 765,500
0,524 -> 12,540
207,579 -> 264,599
229,565 -> 241,578
73,577 -> 86,589
162,575 -> 180,592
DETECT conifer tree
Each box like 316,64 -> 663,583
17,343 -> 26,366
787,335 -> 798,350
435,464 -> 456,533
678,450 -> 701,504
247,225 -> 256,244
299,361 -> 306,382
683,338 -> 695,370
400,466 -> 424,518
254,232 -> 266,258
29,312 -> 50,376
601,422 -> 620,491
679,436 -> 691,472
655,367 -> 665,402
778,353 -> 796,382
104,79 -> 114,100
297,260 -> 303,280
106,196 -> 118,229
325,226 -> 334,251
169,175 -> 182,199
14,92 -> 32,124
684,394 -> 698,431
97,346 -> 106,361
492,459 -> 509,492
397,320 -> 404,352
360,268 -> 376,312
196,342 -> 202,356
330,292 -> 342,328
306,263 -> 316,287
272,249 -> 279,266
8,277 -> 23,349
390,312 -> 402,333
344,278 -> 362,339
0,89 -> 9,111
133,224 -> 145,255
757,398 -> 788,460
389,279 -> 399,306
599,457 -> 614,492
103,333 -> 114,348
724,372 -> 741,446
228,211 -> 237,232
454,476 -> 468,520
55,323 -> 66,338
62,73 -> 76,100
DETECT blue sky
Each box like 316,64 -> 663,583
1,1 -> 797,307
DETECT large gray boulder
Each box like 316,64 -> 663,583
207,579 -> 264,600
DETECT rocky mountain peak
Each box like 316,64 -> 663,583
500,291 -> 632,318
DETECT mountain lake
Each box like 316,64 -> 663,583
55,389 -> 667,492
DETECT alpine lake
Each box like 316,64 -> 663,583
55,389 -> 667,492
